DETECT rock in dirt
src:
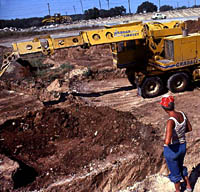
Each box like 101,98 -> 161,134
69,67 -> 90,79
47,78 -> 69,93
0,154 -> 19,191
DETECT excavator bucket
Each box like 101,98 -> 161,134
0,52 -> 19,77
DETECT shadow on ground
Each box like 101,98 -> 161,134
180,163 -> 200,192
43,85 -> 135,106
190,164 -> 200,191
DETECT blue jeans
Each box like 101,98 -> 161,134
164,142 -> 188,183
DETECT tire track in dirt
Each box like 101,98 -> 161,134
77,78 -> 162,112
0,90 -> 43,125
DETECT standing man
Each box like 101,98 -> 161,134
160,95 -> 192,192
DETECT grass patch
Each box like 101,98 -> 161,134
83,67 -> 92,77
60,62 -> 74,70
33,61 -> 73,82
29,57 -> 45,68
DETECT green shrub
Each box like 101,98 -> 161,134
35,69 -> 47,77
83,67 -> 92,77
29,57 -> 45,68
60,63 -> 74,71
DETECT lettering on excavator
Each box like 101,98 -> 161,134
114,29 -> 139,37
175,59 -> 200,68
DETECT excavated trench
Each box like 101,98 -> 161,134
0,104 -> 164,191
12,160 -> 38,189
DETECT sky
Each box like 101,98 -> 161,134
0,0 -> 198,20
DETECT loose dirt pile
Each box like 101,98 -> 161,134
0,103 -> 163,191
186,18 -> 200,33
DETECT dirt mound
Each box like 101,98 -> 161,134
51,44 -> 112,68
0,104 -> 162,191
186,18 -> 200,33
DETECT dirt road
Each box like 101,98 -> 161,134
76,78 -> 164,111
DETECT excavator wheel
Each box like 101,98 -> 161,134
140,77 -> 164,98
167,72 -> 190,93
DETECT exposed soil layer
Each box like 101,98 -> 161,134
186,18 -> 200,33
0,104 -> 162,191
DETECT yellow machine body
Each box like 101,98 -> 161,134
149,33 -> 200,72
42,13 -> 72,24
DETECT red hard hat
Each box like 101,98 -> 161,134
160,95 -> 174,108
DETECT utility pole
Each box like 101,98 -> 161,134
47,3 -> 51,16
128,0 -> 131,14
188,0 -> 190,7
106,0 -> 109,10
177,2 -> 179,8
194,0 -> 196,6
158,0 -> 160,11
73,5 -> 76,14
80,0 -> 84,14
99,0 -> 102,9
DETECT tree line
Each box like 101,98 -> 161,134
84,6 -> 126,19
0,1 -> 199,29
0,6 -> 125,29
137,1 -> 200,13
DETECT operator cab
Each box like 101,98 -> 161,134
111,40 -> 147,69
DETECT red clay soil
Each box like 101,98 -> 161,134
51,44 -> 127,82
52,44 -> 113,67
0,102 -> 161,191
186,18 -> 200,33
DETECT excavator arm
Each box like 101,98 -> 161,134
0,21 -> 145,77
11,21 -> 145,55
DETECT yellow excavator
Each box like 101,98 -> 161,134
2,20 -> 200,98
42,13 -> 72,25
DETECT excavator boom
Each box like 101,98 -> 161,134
1,20 -> 184,79
12,21 -> 145,56
11,21 -> 184,56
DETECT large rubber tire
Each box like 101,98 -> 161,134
125,68 -> 136,88
167,72 -> 190,93
140,77 -> 164,98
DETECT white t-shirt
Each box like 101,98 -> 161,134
168,111 -> 187,144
